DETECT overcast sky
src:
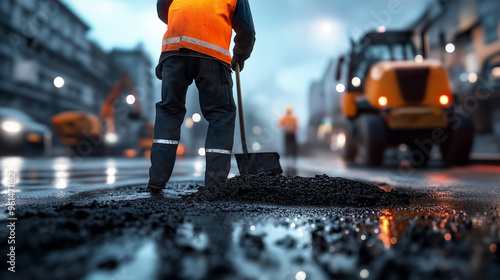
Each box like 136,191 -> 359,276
61,0 -> 431,142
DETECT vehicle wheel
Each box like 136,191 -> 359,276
71,136 -> 105,157
440,113 -> 474,166
25,141 -> 45,157
90,140 -> 105,156
355,114 -> 386,167
339,120 -> 357,162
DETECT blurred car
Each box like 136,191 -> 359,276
0,107 -> 52,156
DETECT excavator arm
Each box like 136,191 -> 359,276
122,72 -> 142,118
100,72 -> 142,134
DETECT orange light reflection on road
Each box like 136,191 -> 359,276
377,206 -> 460,250
378,211 -> 393,248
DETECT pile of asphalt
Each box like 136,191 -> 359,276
188,173 -> 410,207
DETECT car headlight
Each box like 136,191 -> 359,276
2,120 -> 22,134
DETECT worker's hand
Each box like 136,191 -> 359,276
231,56 -> 244,72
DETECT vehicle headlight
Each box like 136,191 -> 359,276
492,66 -> 500,79
2,120 -> 22,134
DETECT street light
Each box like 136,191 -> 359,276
192,113 -> 201,123
185,117 -> 194,128
105,132 -> 118,143
126,94 -> 136,104
321,23 -> 333,35
445,43 -> 455,54
336,83 -> 345,93
252,142 -> 261,151
415,55 -> 424,63
492,66 -> 500,79
53,76 -> 65,88
351,77 -> 361,87
468,72 -> 478,83
252,126 -> 262,135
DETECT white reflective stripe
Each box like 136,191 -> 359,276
162,36 -> 230,57
206,148 -> 231,155
153,139 -> 179,145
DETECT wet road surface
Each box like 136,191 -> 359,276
0,154 -> 500,279
0,156 -> 209,196
2,153 -> 500,197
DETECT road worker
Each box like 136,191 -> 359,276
278,106 -> 299,161
148,0 -> 256,191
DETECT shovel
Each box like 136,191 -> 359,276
234,64 -> 283,175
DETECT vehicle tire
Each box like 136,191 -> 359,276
90,140 -> 105,156
25,141 -> 45,157
71,136 -> 105,157
355,114 -> 386,167
440,113 -> 474,166
339,120 -> 357,162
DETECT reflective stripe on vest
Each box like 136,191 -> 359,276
162,36 -> 231,57
160,0 -> 236,64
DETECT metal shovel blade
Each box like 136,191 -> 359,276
234,152 -> 283,175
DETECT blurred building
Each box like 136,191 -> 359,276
0,0 -> 155,154
306,59 -> 339,149
109,46 -> 155,122
108,46 -> 155,153
422,0 -> 500,149
0,0 -> 110,124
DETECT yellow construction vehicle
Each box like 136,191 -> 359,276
51,72 -> 151,156
51,111 -> 104,156
332,31 -> 474,167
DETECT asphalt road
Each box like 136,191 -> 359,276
0,153 -> 500,280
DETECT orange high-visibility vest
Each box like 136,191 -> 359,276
279,114 -> 298,134
161,0 -> 237,65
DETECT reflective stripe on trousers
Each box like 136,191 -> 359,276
153,139 -> 179,145
206,148 -> 231,155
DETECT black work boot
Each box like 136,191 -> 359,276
147,181 -> 166,193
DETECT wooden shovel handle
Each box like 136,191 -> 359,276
235,63 -> 248,155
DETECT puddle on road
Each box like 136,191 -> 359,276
84,240 -> 159,280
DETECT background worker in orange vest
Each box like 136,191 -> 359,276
148,0 -> 255,191
278,106 -> 299,162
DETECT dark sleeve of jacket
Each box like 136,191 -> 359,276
232,0 -> 256,62
157,0 -> 173,24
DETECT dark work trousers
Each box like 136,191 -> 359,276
285,133 -> 298,159
149,55 -> 236,187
